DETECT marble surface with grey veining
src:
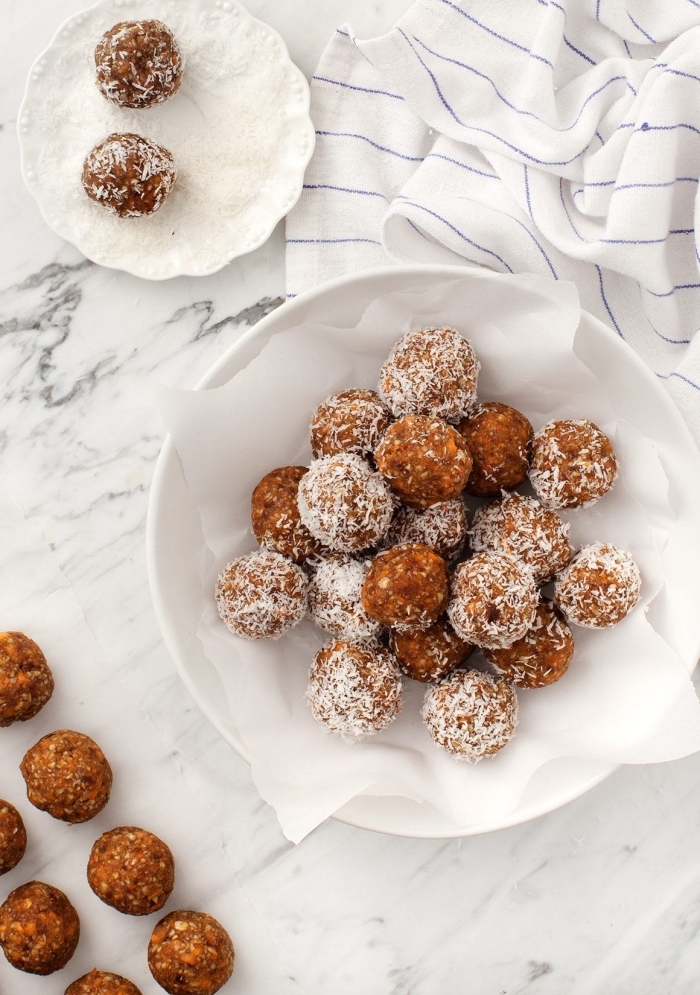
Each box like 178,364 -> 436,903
2,1 -> 700,993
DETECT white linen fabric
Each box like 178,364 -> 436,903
286,0 -> 700,442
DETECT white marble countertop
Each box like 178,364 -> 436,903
3,1 -> 700,993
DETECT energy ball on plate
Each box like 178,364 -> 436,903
306,639 -> 403,740
554,542 -> 641,628
0,800 -> 27,875
362,542 -> 449,632
529,419 -> 618,509
308,556 -> 381,643
390,618 -> 473,683
483,599 -> 574,688
448,551 -> 538,649
457,401 -> 533,497
87,826 -> 175,916
251,466 -> 324,562
215,550 -> 307,640
20,729 -> 113,824
66,969 -> 143,995
310,388 -> 391,458
0,881 -> 80,975
82,133 -> 176,218
383,499 -> 468,559
297,453 -> 394,552
95,20 -> 183,109
148,910 -> 234,995
375,414 -> 472,508
378,327 -> 479,421
0,631 -> 54,726
421,669 -> 518,761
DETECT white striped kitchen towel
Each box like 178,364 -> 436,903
286,0 -> 700,442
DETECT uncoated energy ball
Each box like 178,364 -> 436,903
457,401 -> 533,497
0,880 -> 80,975
148,910 -> 234,995
82,133 -> 176,218
0,799 -> 27,875
251,466 -> 324,562
484,599 -> 574,688
375,414 -> 472,508
65,969 -> 143,995
87,826 -> 175,916
20,729 -> 113,824
95,20 -> 183,109
310,388 -> 391,458
390,618 -> 473,683
362,542 -> 449,632
0,631 -> 54,727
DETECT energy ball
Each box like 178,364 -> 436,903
470,492 -> 572,584
20,729 -> 113,824
0,881 -> 80,975
0,800 -> 27,875
362,542 -> 449,632
251,466 -> 324,562
390,618 -> 473,683
529,419 -> 618,509
383,499 -> 468,559
448,551 -> 538,649
297,453 -> 394,552
310,388 -> 391,458
457,401 -> 533,497
66,969 -> 143,995
95,20 -> 183,109
374,414 -> 472,508
422,669 -> 518,761
484,599 -> 574,688
306,639 -> 403,740
308,556 -> 381,643
0,631 -> 54,726
87,826 -> 175,916
148,910 -> 234,995
554,542 -> 641,628
82,133 -> 176,218
215,550 -> 307,640
379,327 -> 479,421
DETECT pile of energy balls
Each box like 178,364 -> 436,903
215,327 -> 642,763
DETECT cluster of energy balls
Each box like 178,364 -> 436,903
0,632 -> 234,994
216,326 -> 642,764
81,21 -> 183,218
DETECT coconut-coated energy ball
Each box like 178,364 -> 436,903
383,499 -> 468,559
20,730 -> 113,824
215,550 -> 307,640
0,800 -> 27,876
484,599 -> 574,688
529,419 -> 618,509
82,133 -> 176,218
148,910 -> 234,995
0,631 -> 54,727
448,551 -> 538,649
362,542 -> 449,632
87,826 -> 175,916
66,969 -> 143,995
421,669 -> 518,761
379,327 -> 479,421
390,618 -> 473,683
308,556 -> 381,643
457,401 -> 533,497
0,881 -> 80,975
95,20 -> 183,109
251,466 -> 324,562
375,414 -> 472,508
554,542 -> 641,628
310,388 -> 391,458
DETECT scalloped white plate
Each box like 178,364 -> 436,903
18,0 -> 315,279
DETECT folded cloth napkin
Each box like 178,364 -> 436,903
286,0 -> 700,443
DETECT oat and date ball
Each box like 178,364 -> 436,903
457,401 -> 533,497
554,542 -> 641,628
0,800 -> 27,876
82,133 -> 176,218
375,414 -> 472,508
20,729 -> 113,824
0,881 -> 80,975
148,910 -> 234,995
379,327 -> 479,421
310,388 -> 391,458
529,419 -> 618,509
448,551 -> 538,649
251,466 -> 323,562
215,550 -> 307,640
297,452 -> 394,552
0,631 -> 54,727
66,969 -> 143,995
87,826 -> 175,916
390,618 -> 473,683
308,555 -> 381,643
421,669 -> 518,762
362,542 -> 449,632
95,20 -> 183,109
384,499 -> 468,559
306,639 -> 403,740
470,492 -> 572,584
484,599 -> 574,688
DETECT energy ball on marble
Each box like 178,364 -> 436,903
554,542 -> 641,628
0,800 -> 27,875
215,550 -> 307,640
306,639 -> 403,741
529,419 -> 618,509
390,618 -> 473,683
20,730 -> 113,824
87,826 -> 175,916
308,555 -> 382,643
0,631 -> 54,727
374,414 -> 472,508
310,388 -> 391,458
297,453 -> 395,553
0,881 -> 80,975
421,669 -> 518,762
82,133 -> 176,218
148,910 -> 234,995
378,327 -> 479,421
383,499 -> 468,559
362,542 -> 449,632
448,551 -> 538,650
483,599 -> 574,688
95,20 -> 183,109
457,401 -> 533,497
66,969 -> 143,995
251,466 -> 324,563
